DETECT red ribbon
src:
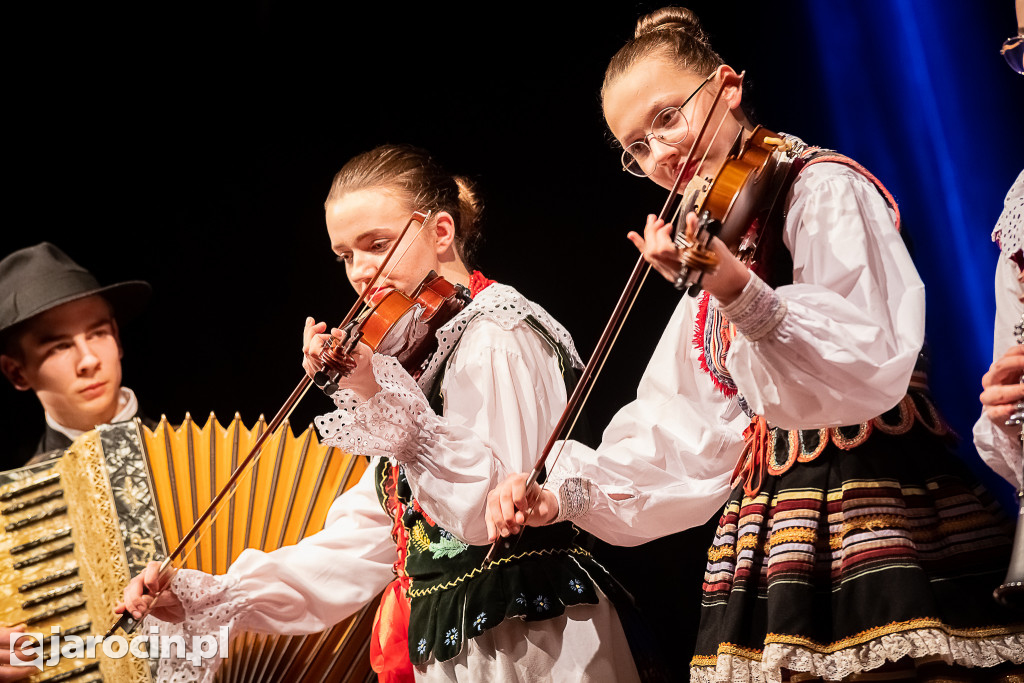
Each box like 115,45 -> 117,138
733,415 -> 769,497
371,464 -> 415,682
370,579 -> 415,682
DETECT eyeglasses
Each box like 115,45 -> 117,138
620,71 -> 716,177
1001,32 -> 1024,74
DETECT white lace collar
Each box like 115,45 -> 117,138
993,169 -> 1024,268
416,283 -> 582,393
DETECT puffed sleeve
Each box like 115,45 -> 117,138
314,316 -> 569,546
146,461 -> 397,682
723,162 -> 926,429
546,294 -> 748,546
972,256 -> 1024,489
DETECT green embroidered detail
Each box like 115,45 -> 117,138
428,531 -> 468,559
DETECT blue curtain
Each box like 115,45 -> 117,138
803,0 -> 1024,503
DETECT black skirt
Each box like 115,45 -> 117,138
690,421 -> 1024,682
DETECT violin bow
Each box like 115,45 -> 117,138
107,210 -> 433,637
481,79 -> 735,567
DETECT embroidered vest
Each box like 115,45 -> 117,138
694,138 -> 951,489
375,314 -> 606,664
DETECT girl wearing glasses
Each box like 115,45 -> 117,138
118,145 -> 642,683
486,7 -> 1024,682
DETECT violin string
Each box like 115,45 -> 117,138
692,102 -> 732,181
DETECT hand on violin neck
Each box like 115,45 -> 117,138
628,212 -> 750,304
301,317 -> 332,377
485,472 -> 558,542
628,214 -> 682,284
698,231 -> 750,306
329,340 -> 381,401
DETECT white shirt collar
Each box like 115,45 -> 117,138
44,386 -> 139,442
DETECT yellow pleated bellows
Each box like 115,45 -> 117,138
1,414 -> 377,683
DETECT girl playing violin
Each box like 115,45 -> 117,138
118,145 -> 641,682
486,7 -> 1024,682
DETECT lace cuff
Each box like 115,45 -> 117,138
717,272 -> 788,342
314,353 -> 442,463
551,476 -> 592,523
146,569 -> 242,683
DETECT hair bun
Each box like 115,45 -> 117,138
634,6 -> 707,43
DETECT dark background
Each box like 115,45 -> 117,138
4,1 -> 1019,475
2,1 -> 851,463
1,1 -> 1022,670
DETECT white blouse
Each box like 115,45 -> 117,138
971,255 -> 1024,489
547,161 -> 927,547
315,283 -> 580,546
149,284 -> 622,682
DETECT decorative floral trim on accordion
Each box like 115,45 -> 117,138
761,391 -> 952,479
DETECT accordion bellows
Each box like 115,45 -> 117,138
0,414 -> 377,683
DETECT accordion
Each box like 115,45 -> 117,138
0,415 -> 379,682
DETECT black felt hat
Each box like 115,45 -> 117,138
0,242 -> 151,337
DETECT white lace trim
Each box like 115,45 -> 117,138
690,628 -> 1024,683
416,283 -> 582,392
315,354 -> 438,462
993,169 -> 1024,266
147,569 -> 242,683
717,272 -> 787,342
553,477 -> 591,523
314,283 -> 582,463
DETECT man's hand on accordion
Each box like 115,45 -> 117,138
1,626 -> 33,681
116,561 -> 185,624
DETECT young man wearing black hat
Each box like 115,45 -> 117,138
0,242 -> 152,465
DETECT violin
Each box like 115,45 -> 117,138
108,210 -> 470,636
481,74 -> 799,566
673,125 -> 798,295
313,271 -> 471,394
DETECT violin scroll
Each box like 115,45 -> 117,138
671,127 -> 796,296
312,333 -> 360,395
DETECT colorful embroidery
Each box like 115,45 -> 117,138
737,390 -> 953,491
473,613 -> 487,631
410,522 -> 431,553
428,530 -> 468,559
694,292 -> 738,398
533,595 -> 550,612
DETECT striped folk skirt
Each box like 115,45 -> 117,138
690,422 -> 1024,683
